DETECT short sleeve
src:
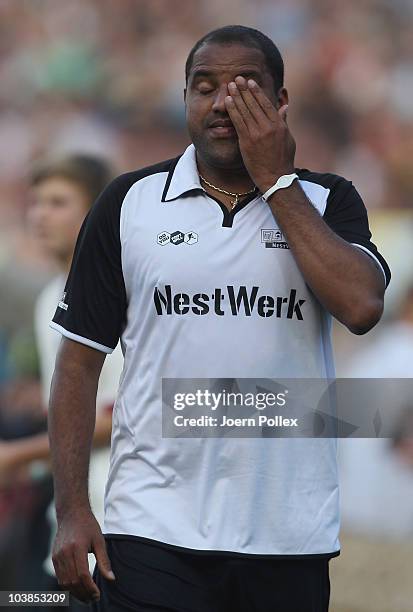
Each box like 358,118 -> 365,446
323,179 -> 391,288
50,176 -> 128,353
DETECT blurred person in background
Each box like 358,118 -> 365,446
344,284 -> 413,379
0,154 -> 123,610
340,284 -> 413,534
392,405 -> 413,469
333,285 -> 413,611
0,368 -> 48,596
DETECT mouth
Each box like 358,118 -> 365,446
207,120 -> 237,139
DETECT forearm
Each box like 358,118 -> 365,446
222,76 -> 385,333
267,182 -> 384,332
8,432 -> 51,466
7,412 -> 112,469
48,339 -> 105,520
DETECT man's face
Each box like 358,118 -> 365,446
185,42 -> 279,170
28,176 -> 89,262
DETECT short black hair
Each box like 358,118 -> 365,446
185,25 -> 284,93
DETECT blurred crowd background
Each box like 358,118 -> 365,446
0,1 -> 412,611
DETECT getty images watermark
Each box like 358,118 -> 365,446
162,378 -> 413,438
172,388 -> 297,429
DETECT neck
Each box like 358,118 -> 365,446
196,154 -> 255,193
57,253 -> 72,276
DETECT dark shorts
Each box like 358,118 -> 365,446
92,536 -> 331,612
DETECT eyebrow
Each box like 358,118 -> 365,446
190,69 -> 263,83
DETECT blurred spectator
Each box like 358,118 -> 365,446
344,283 -> 413,378
332,286 -> 413,611
0,154 -> 124,609
392,405 -> 413,469
339,285 -> 413,536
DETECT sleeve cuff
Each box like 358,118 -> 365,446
49,321 -> 114,354
351,243 -> 388,288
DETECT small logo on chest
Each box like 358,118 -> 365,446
261,229 -> 289,249
157,231 -> 198,246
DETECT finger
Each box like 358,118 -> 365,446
247,80 -> 279,122
227,81 -> 255,132
93,534 -> 115,581
54,549 -> 77,589
55,549 -> 91,603
74,547 -> 101,601
70,583 -> 95,605
234,76 -> 268,126
52,557 -> 66,589
224,95 -> 247,136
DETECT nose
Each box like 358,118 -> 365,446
29,201 -> 49,229
211,83 -> 229,113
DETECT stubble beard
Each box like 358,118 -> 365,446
191,132 -> 246,172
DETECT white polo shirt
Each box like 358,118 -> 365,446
51,144 -> 390,558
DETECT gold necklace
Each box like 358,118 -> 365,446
199,173 -> 257,209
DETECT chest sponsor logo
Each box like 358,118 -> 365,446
154,285 -> 305,320
157,231 -> 198,246
261,228 -> 289,249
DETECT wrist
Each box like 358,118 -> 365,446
261,173 -> 298,202
258,169 -> 296,194
266,180 -> 310,209
55,499 -> 92,522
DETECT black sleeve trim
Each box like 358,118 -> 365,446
49,322 -> 113,354
297,169 -> 391,288
351,243 -> 388,287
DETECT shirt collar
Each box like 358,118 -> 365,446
161,144 -> 204,202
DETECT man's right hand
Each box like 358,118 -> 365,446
52,509 -> 115,603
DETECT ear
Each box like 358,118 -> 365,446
276,87 -> 289,110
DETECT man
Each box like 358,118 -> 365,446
49,26 -> 390,612
1,154 -> 123,608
